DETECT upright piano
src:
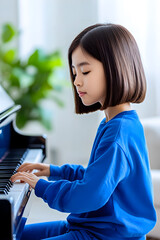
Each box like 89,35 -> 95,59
0,86 -> 46,240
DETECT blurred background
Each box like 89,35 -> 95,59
0,0 -> 160,167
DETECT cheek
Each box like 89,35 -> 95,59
96,75 -> 106,99
100,72 -> 106,89
95,73 -> 106,92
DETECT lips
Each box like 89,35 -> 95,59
78,91 -> 86,97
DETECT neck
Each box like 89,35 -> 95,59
104,103 -> 131,122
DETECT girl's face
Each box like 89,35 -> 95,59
71,46 -> 106,106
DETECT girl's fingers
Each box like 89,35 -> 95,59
18,163 -> 42,172
16,163 -> 50,177
17,163 -> 33,172
11,172 -> 39,189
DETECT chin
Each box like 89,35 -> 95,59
82,100 -> 98,106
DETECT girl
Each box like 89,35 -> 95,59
11,23 -> 156,240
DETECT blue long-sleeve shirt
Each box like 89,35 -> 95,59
35,110 -> 156,239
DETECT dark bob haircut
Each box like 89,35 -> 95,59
68,23 -> 146,114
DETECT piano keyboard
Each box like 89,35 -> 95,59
0,148 -> 43,219
0,148 -> 28,195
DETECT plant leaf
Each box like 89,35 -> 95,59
28,49 -> 45,66
2,23 -> 16,43
3,49 -> 16,64
10,67 -> 33,88
28,49 -> 63,72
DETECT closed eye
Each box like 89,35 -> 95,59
82,71 -> 90,75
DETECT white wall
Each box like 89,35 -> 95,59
0,0 -> 19,26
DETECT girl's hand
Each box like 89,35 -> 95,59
17,163 -> 50,177
11,172 -> 39,189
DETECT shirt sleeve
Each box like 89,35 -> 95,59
48,164 -> 85,181
35,142 -> 130,214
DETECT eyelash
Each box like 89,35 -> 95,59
83,71 -> 90,75
72,71 -> 90,79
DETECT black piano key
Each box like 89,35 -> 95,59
0,162 -> 21,166
5,183 -> 11,191
1,158 -> 22,162
0,185 -> 11,192
0,165 -> 21,171
0,166 -> 20,171
0,188 -> 8,193
0,181 -> 12,188
0,190 -> 7,194
0,180 -> 13,190
0,185 -> 9,192
8,182 -> 13,188
0,166 -> 18,170
0,174 -> 12,179
0,184 -> 7,188
0,180 -> 12,188
0,148 -> 29,196
0,179 -> 13,185
2,160 -> 23,164
0,180 -> 10,184
0,170 -> 15,174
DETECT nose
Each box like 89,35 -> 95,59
73,74 -> 83,87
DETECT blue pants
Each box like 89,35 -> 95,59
20,220 -> 96,240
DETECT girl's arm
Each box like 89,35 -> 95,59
48,164 -> 86,181
35,142 -> 130,213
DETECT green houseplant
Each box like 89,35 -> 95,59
0,23 -> 66,130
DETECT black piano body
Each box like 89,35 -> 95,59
0,86 -> 46,240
